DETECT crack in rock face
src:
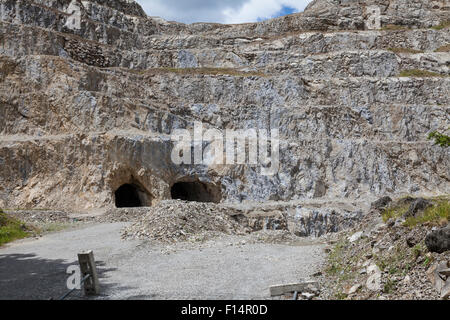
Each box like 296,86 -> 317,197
0,0 -> 449,238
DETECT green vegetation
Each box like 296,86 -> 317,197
382,202 -> 409,222
412,244 -> 424,259
325,238 -> 361,299
325,238 -> 350,276
435,44 -> 450,52
428,131 -> 450,148
322,196 -> 448,298
374,246 -> 408,273
0,209 -> 30,246
383,279 -> 398,294
388,265 -> 400,275
388,47 -> 422,54
404,199 -> 449,228
334,292 -> 348,300
423,255 -> 434,268
431,21 -> 450,31
398,69 -> 444,77
382,197 -> 449,228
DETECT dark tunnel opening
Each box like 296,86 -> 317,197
115,184 -> 143,208
170,181 -> 221,203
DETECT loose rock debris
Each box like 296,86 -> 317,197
121,201 -> 252,243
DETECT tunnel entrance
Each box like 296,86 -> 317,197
170,181 -> 221,203
115,184 -> 143,208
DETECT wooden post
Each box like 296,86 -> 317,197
77,250 -> 100,296
269,281 -> 319,297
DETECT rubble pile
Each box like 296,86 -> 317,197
122,201 -> 252,242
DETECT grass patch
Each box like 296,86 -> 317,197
431,21 -> 450,31
388,47 -> 423,54
428,131 -> 450,148
325,238 -> 349,275
423,255 -> 434,268
382,203 -> 409,222
374,246 -> 408,274
334,292 -> 348,300
325,239 -> 356,300
398,69 -> 444,77
404,199 -> 449,228
0,209 -> 31,246
382,197 -> 449,228
412,244 -> 424,259
383,279 -> 398,294
388,265 -> 400,275
146,67 -> 266,77
435,44 -> 450,52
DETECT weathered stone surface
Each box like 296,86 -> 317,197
366,264 -> 382,291
371,196 -> 392,210
439,268 -> 450,277
442,282 -> 450,300
425,225 -> 450,253
346,283 -> 362,295
270,280 -> 319,296
427,261 -> 450,299
404,198 -> 433,218
349,231 -> 364,243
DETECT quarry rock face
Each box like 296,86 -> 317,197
0,0 -> 449,235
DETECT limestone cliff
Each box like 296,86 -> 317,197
0,0 -> 448,228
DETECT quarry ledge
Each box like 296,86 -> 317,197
0,133 -> 447,145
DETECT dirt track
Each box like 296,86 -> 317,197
0,222 -> 325,300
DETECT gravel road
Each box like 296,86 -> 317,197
0,222 -> 325,300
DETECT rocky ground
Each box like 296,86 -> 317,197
316,196 -> 450,300
2,196 -> 449,300
5,198 -> 366,241
121,201 -> 251,243
3,202 -> 317,245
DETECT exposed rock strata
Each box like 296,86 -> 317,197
0,0 -> 448,236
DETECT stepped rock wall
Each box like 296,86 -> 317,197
0,0 -> 448,220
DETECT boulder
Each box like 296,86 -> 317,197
425,225 -> 450,253
371,196 -> 392,211
404,198 -> 433,218
439,269 -> 450,277
346,283 -> 362,295
366,264 -> 382,291
442,282 -> 450,300
349,231 -> 364,243
427,261 -> 450,300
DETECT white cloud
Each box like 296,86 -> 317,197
224,0 -> 310,24
135,0 -> 312,24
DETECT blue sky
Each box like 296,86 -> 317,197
135,0 -> 312,24
257,5 -> 298,22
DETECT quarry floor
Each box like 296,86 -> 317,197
0,222 -> 325,300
